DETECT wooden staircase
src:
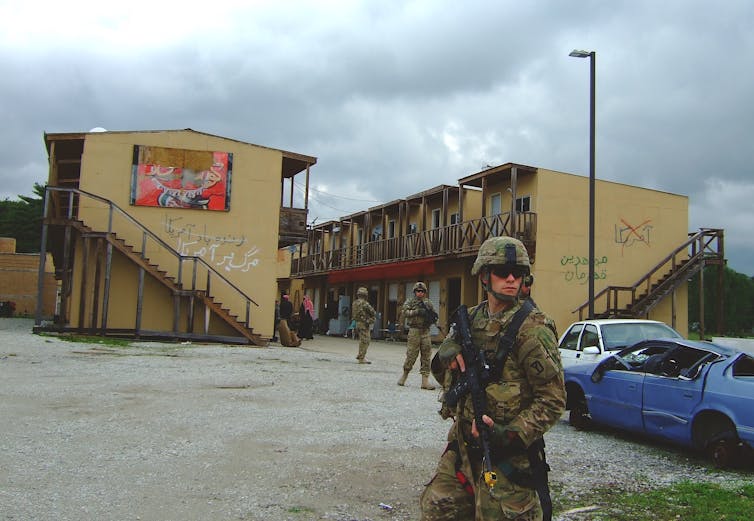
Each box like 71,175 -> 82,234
574,228 -> 724,320
35,187 -> 266,346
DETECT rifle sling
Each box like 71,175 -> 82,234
492,299 -> 534,379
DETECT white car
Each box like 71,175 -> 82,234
558,319 -> 683,367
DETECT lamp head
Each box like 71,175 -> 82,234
569,49 -> 592,58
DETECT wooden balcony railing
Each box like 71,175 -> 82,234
291,211 -> 536,276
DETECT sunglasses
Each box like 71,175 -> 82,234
415,289 -> 426,293
489,266 -> 527,279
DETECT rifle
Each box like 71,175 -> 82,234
418,300 -> 439,324
447,304 -> 498,490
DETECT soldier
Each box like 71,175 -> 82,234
521,274 -> 534,303
521,274 -> 558,339
351,287 -> 376,364
398,281 -> 438,390
420,237 -> 566,521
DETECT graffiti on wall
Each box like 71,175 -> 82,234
131,145 -> 232,211
561,254 -> 608,284
615,218 -> 653,254
163,215 -> 260,272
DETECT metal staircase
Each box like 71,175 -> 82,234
34,187 -> 265,345
574,228 -> 724,320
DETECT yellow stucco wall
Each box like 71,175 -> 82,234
532,168 -> 689,335
0,251 -> 57,318
72,130 -> 284,337
462,188 -> 482,221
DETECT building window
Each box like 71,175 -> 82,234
372,225 -> 382,241
388,220 -> 396,238
432,209 -> 441,229
408,223 -> 418,234
450,212 -> 460,225
516,196 -> 531,212
490,193 -> 502,216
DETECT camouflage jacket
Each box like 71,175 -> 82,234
351,297 -> 376,329
435,300 -> 566,449
402,296 -> 437,330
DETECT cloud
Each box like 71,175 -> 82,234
1,0 -> 753,275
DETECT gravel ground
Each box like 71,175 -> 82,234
0,318 -> 748,521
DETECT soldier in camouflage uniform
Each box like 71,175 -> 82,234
521,274 -> 558,340
352,287 -> 376,364
420,237 -> 566,521
398,281 -> 438,390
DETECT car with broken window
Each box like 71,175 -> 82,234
558,318 -> 683,368
564,338 -> 754,468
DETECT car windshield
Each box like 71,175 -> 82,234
601,322 -> 682,351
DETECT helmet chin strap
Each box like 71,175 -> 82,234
480,271 -> 520,304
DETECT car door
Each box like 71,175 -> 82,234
586,357 -> 644,432
559,323 -> 584,367
641,345 -> 707,444
576,324 -> 603,363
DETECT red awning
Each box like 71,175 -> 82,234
327,258 -> 435,284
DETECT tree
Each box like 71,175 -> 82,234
0,183 -> 45,253
688,265 -> 754,337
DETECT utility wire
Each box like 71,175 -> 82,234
292,181 -> 384,203
291,183 -> 354,214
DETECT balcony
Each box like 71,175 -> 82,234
291,211 -> 536,277
279,207 -> 309,248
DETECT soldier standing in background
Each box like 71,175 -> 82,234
521,274 -> 558,339
351,287 -> 376,364
420,237 -> 565,521
520,274 -> 534,304
398,281 -> 438,390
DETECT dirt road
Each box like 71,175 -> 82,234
1,319 -> 447,520
0,318 -> 739,521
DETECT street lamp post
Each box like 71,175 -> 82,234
569,49 -> 596,319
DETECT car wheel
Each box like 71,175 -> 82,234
708,435 -> 741,469
569,399 -> 591,430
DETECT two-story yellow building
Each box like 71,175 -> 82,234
36,129 -> 317,344
289,163 -> 724,339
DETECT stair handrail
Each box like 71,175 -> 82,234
573,228 -> 723,319
45,187 -> 258,324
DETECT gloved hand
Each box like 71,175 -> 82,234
474,415 -> 524,449
437,340 -> 462,366
490,422 -> 524,449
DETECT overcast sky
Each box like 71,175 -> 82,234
2,0 -> 753,275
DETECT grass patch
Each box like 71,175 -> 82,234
41,333 -> 132,347
557,481 -> 754,520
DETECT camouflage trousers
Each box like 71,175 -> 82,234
356,326 -> 371,360
420,447 -> 542,520
403,328 -> 432,375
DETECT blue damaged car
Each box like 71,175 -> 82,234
565,338 -> 754,468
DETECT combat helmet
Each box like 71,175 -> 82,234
413,281 -> 428,293
357,286 -> 368,298
472,236 -> 530,303
472,236 -> 530,275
